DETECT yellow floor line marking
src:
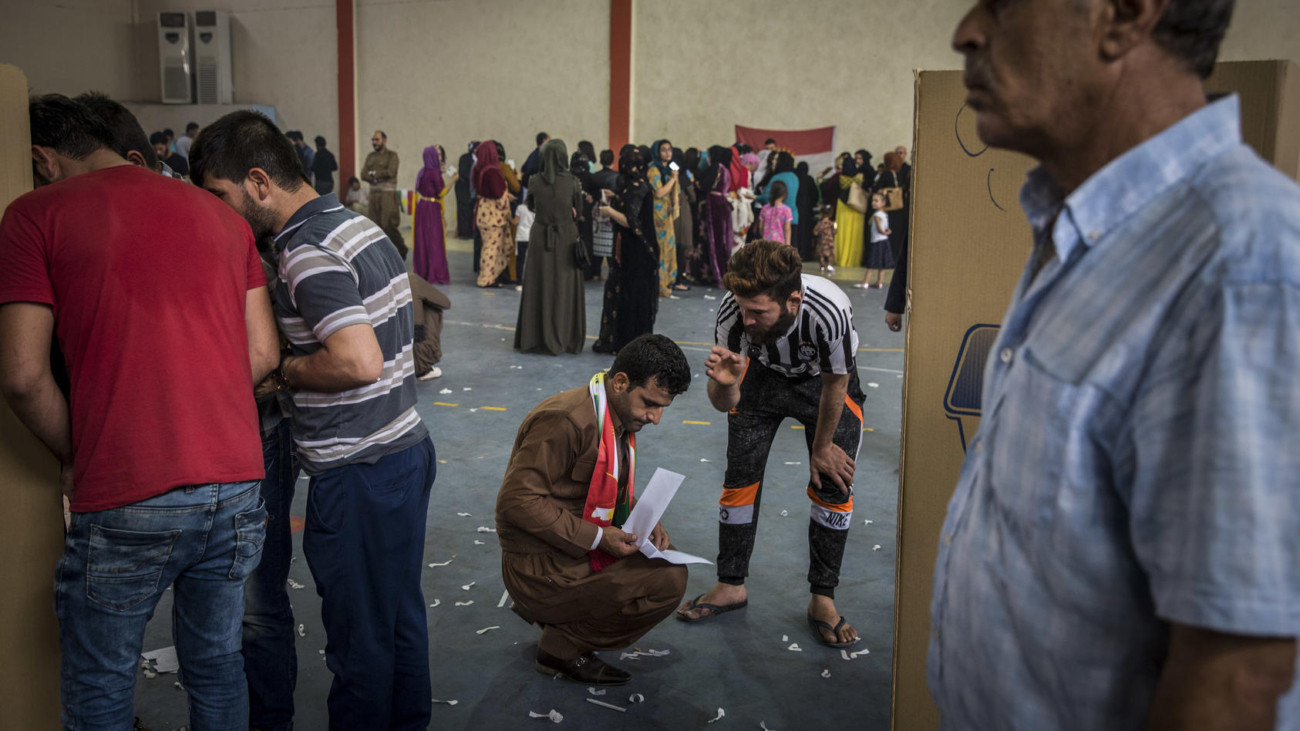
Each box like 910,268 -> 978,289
674,340 -> 713,346
433,402 -> 459,407
859,348 -> 905,353
791,425 -> 805,430
863,428 -> 875,432
480,406 -> 507,412
682,420 -> 711,425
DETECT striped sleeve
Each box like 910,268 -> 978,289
715,293 -> 745,353
281,243 -> 367,342
804,287 -> 856,375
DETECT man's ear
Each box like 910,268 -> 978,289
31,146 -> 58,184
609,371 -> 629,395
246,167 -> 275,202
1099,0 -> 1170,63
125,150 -> 149,169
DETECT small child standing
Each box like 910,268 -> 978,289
513,201 -> 536,292
814,205 -> 837,274
856,193 -> 894,289
758,180 -> 794,244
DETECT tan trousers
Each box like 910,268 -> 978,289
503,551 -> 688,660
368,189 -> 406,258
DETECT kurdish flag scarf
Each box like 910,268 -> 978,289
584,372 -> 636,572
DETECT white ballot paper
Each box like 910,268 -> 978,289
622,469 -> 713,565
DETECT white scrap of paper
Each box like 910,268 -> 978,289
529,709 -> 563,723
498,590 -> 510,608
708,708 -> 726,724
864,519 -> 874,525
429,558 -> 454,567
868,382 -> 879,388
851,648 -> 870,658
782,635 -> 788,642
469,408 -> 478,413
821,669 -> 831,678
432,698 -> 459,706
457,512 -> 472,517
780,510 -> 788,517
455,601 -> 474,607
287,579 -> 305,590
141,646 -> 179,674
700,458 -> 711,463
787,643 -> 802,652
174,681 -> 185,691
477,526 -> 497,533
476,626 -> 500,635
783,461 -> 802,465
474,540 -> 486,545
618,652 -> 642,661
622,469 -> 713,565
439,388 -> 453,394
586,698 -> 626,713
629,693 -> 645,704
462,582 -> 476,591
297,624 -> 306,637
140,660 -> 157,679
841,650 -> 852,661
703,295 -> 718,300
873,545 -> 882,551
760,722 -> 776,731
430,599 -> 441,608
463,387 -> 473,391
588,687 -> 606,696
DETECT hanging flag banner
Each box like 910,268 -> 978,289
734,124 -> 838,179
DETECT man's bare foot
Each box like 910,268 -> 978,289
676,582 -> 748,621
809,595 -> 858,645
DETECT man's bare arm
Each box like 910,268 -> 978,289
1145,625 -> 1296,731
0,303 -> 72,464
282,323 -> 383,393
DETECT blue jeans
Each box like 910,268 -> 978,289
56,481 -> 266,731
304,437 -> 435,731
243,418 -> 301,730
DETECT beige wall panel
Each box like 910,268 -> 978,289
0,0 -> 136,98
355,0 -> 610,190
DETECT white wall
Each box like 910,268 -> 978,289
354,0 -> 610,190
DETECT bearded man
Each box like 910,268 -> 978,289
677,240 -> 865,650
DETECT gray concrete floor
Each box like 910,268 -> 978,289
133,240 -> 905,730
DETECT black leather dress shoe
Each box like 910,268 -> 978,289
535,649 -> 633,686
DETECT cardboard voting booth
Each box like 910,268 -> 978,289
0,63 -> 64,730
891,60 -> 1300,731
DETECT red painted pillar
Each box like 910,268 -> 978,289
608,0 -> 632,155
337,0 -> 356,187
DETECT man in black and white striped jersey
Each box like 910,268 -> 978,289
677,240 -> 865,649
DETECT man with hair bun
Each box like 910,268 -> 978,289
678,240 -> 865,650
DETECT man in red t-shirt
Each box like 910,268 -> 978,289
0,94 -> 280,730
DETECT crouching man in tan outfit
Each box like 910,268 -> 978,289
495,334 -> 692,685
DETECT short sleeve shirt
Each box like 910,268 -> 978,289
760,204 -> 793,243
715,273 -> 857,378
0,165 -> 265,511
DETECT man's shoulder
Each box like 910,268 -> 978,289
523,386 -> 596,435
1190,146 -> 1300,283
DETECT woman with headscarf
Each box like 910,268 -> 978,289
728,145 -> 749,193
515,139 -> 586,355
570,151 -> 596,275
672,146 -> 696,286
854,149 -> 878,267
757,152 -> 800,232
456,141 -> 476,239
413,145 -> 456,285
734,150 -> 760,247
833,156 -> 866,269
495,141 -> 523,283
473,140 -> 512,287
792,161 -> 818,260
699,145 -> 735,287
592,146 -> 659,354
649,139 -> 682,297
875,151 -> 909,269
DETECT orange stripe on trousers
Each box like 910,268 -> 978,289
720,482 -> 760,507
806,486 -> 854,513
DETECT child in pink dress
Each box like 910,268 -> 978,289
758,180 -> 794,244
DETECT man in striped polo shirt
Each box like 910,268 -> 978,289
191,111 -> 435,731
677,240 -> 865,650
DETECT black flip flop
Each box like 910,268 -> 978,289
676,593 -> 748,623
807,613 -> 860,649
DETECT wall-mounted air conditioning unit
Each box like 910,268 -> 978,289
194,11 -> 233,104
157,12 -> 192,104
